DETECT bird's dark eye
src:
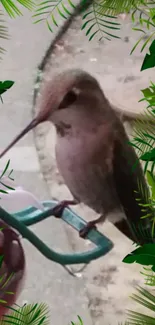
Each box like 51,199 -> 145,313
58,90 -> 77,109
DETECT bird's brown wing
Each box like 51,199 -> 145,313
112,132 -> 153,244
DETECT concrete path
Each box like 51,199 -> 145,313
0,9 -> 92,325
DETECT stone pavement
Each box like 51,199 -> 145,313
33,10 -> 155,325
0,9 -> 93,325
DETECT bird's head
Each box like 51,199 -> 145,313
0,69 -> 109,158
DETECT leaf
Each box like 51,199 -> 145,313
46,20 -> 53,31
141,87 -> 155,99
0,81 -> 14,100
0,181 -> 15,191
131,286 -> 155,311
123,244 -> 155,271
127,286 -> 155,325
141,267 -> 155,286
1,272 -> 14,289
77,316 -> 83,325
0,190 -> 8,194
61,3 -> 71,16
128,217 -> 153,245
139,83 -> 155,114
70,316 -> 84,325
130,35 -> 145,54
0,160 -> 10,179
141,39 -> 155,71
89,30 -> 98,41
0,160 -> 15,195
0,300 -> 7,304
1,303 -> 50,325
81,1 -> 121,42
0,11 -> 9,59
2,80 -> 14,89
33,0 -> 74,31
57,7 -> 67,19
0,255 -> 4,269
140,148 -> 155,161
1,0 -> 35,18
146,170 -> 155,200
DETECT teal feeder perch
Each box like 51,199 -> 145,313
0,200 -> 113,266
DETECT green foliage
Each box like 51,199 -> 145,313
146,171 -> 155,201
1,0 -> 36,18
130,5 -> 155,55
0,255 -> 14,305
141,267 -> 155,286
140,81 -> 155,111
1,303 -> 50,325
123,243 -> 155,271
88,0 -> 147,16
81,0 -> 155,42
0,81 -> 15,195
33,0 -> 76,32
128,85 -> 155,238
0,159 -> 15,195
128,219 -> 153,244
0,81 -> 14,103
81,4 -> 121,41
129,107 -> 155,174
70,315 -> 84,325
141,40 -> 155,70
67,288 -> 155,325
0,11 -> 9,59
0,0 -> 35,55
127,286 -> 155,325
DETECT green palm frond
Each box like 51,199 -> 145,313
141,267 -> 155,286
140,81 -> 155,111
90,0 -> 148,16
0,159 -> 15,195
33,0 -> 76,32
1,303 -> 50,325
130,106 -> 155,174
0,11 -> 9,58
135,178 -> 152,217
71,315 -> 84,325
128,177 -> 154,243
81,2 -> 121,41
127,286 -> 155,325
129,219 -> 153,244
130,2 -> 155,54
0,255 -> 15,306
128,95 -> 155,238
1,0 -> 36,18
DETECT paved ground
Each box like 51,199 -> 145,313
33,11 -> 155,325
0,9 -> 93,325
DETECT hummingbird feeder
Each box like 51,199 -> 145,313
0,199 -> 113,267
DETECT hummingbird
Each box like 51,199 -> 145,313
0,69 -> 153,244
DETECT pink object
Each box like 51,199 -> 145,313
0,220 -> 25,318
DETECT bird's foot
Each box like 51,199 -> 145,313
79,221 -> 97,238
50,200 -> 77,218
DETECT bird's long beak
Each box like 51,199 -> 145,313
0,118 -> 39,159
